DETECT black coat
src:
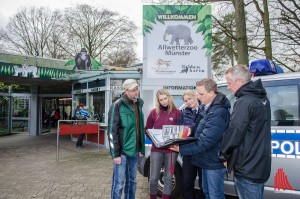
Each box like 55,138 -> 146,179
219,79 -> 272,183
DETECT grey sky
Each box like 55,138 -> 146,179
0,0 -> 143,60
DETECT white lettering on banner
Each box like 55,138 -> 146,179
157,14 -> 197,20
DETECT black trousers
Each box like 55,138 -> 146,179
76,134 -> 85,147
182,156 -> 205,199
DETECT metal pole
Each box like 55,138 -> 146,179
56,120 -> 60,161
98,123 -> 100,150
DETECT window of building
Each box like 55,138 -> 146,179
88,79 -> 105,88
110,79 -> 140,103
90,92 -> 105,122
12,97 -> 30,132
0,96 -> 10,135
73,94 -> 86,110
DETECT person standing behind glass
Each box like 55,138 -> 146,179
75,103 -> 91,148
145,89 -> 181,199
219,65 -> 271,199
177,90 -> 204,199
108,79 -> 145,199
53,108 -> 60,128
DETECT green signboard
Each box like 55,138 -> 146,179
143,5 -> 212,82
0,53 -> 74,79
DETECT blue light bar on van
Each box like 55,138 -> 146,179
249,59 -> 284,76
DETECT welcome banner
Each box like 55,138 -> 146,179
143,5 -> 212,81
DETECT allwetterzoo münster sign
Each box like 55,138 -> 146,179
143,5 -> 212,83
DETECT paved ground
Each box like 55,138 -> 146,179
0,131 -> 153,199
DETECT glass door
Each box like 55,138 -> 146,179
41,98 -> 52,133
0,96 -> 10,135
59,98 -> 72,120
12,96 -> 30,133
90,92 -> 105,122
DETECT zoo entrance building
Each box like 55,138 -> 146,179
0,52 -> 143,147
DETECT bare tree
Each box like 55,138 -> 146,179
106,49 -> 138,67
62,4 -> 138,65
183,0 -> 249,65
212,13 -> 237,72
230,0 -> 249,65
0,7 -> 62,57
251,0 -> 272,60
271,0 -> 300,71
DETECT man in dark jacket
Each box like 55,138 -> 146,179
170,78 -> 231,199
219,65 -> 271,199
108,79 -> 145,199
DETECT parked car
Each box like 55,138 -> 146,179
138,61 -> 300,198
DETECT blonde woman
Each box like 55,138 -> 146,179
177,90 -> 204,199
145,89 -> 181,199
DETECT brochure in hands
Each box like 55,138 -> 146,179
146,125 -> 198,149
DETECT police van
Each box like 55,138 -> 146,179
138,59 -> 300,198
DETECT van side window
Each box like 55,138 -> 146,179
265,85 -> 299,126
218,87 -> 236,113
218,85 -> 299,126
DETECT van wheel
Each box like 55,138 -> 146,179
148,162 -> 183,198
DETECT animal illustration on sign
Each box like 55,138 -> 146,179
180,66 -> 188,73
156,59 -> 171,68
13,64 -> 39,78
163,24 -> 193,45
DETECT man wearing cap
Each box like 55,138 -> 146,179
108,79 -> 145,199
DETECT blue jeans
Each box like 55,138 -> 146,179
111,154 -> 138,199
202,168 -> 226,199
234,176 -> 265,199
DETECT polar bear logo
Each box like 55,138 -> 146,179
13,64 -> 39,78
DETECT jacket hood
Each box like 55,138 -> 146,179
235,79 -> 267,98
211,92 -> 231,110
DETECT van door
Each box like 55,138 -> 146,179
219,78 -> 300,198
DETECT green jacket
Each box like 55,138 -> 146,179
107,93 -> 145,158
